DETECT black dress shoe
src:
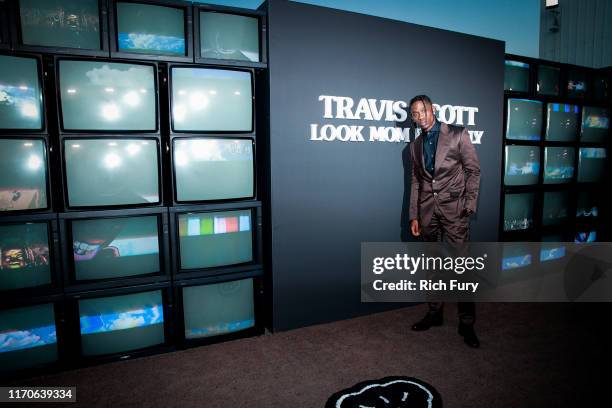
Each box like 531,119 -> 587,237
411,312 -> 443,331
458,323 -> 480,348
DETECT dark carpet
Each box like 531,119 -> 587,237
9,303 -> 609,407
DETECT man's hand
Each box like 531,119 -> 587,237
410,219 -> 420,236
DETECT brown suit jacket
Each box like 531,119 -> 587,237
409,122 -> 480,227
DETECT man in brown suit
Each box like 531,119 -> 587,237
408,95 -> 481,348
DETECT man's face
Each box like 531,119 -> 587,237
410,100 -> 435,131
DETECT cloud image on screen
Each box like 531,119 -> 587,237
174,138 -> 254,202
0,222 -> 51,290
0,324 -> 56,354
79,290 -> 165,356
64,139 -> 159,207
19,0 -> 101,50
200,12 -> 260,62
0,55 -> 43,130
171,67 -> 253,132
72,216 -> 160,281
80,303 -> 163,335
504,145 -> 539,186
59,60 -> 156,131
506,99 -> 542,141
544,147 -> 575,184
178,210 -> 253,270
0,139 -> 48,212
540,246 -> 566,262
116,2 -> 185,56
501,254 -> 532,270
581,106 -> 609,143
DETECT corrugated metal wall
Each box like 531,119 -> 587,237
539,0 -> 612,68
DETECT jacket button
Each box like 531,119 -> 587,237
433,192 -> 438,196
432,179 -> 436,183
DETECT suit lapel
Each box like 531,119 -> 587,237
414,132 -> 431,178
434,123 -> 451,175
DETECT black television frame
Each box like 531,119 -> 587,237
174,269 -> 265,349
0,212 -> 62,300
169,135 -> 257,205
193,3 -> 267,69
0,0 -> 9,50
54,56 -> 161,135
59,207 -> 170,292
167,63 -> 256,136
0,51 -> 48,135
542,145 -> 576,185
540,187 -> 574,228
108,0 -> 194,63
9,0 -> 110,57
58,135 -> 165,211
0,293 -> 67,382
543,101 -> 582,143
576,146 -> 608,185
0,135 -> 54,214
169,200 -> 263,280
63,281 -> 174,367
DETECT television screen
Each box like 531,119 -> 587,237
577,147 -> 606,183
576,191 -> 599,218
171,67 -> 252,132
580,106 -> 609,143
506,99 -> 543,141
71,216 -> 160,282
542,191 -> 570,226
567,70 -> 587,98
504,60 -> 529,93
174,138 -> 254,202
0,55 -> 43,130
540,234 -> 566,262
537,65 -> 560,96
0,139 -> 48,212
183,278 -> 255,339
19,0 -> 101,50
79,289 -> 164,356
64,139 -> 159,207
575,231 -> 596,243
592,76 -> 608,101
178,209 -> 253,270
0,303 -> 57,373
199,11 -> 259,62
503,192 -> 535,232
543,146 -> 575,184
545,103 -> 579,142
501,245 -> 532,271
116,2 -> 186,56
504,145 -> 540,186
58,60 -> 156,131
0,222 -> 51,291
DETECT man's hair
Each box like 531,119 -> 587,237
409,94 -> 433,111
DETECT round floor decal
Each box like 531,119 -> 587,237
326,376 -> 442,408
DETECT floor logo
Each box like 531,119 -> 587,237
326,376 -> 442,408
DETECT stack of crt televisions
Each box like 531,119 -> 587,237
501,55 -> 610,276
0,0 -> 267,380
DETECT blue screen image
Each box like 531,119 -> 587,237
540,247 -> 566,262
0,324 -> 56,354
80,304 -> 163,335
502,254 -> 532,270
